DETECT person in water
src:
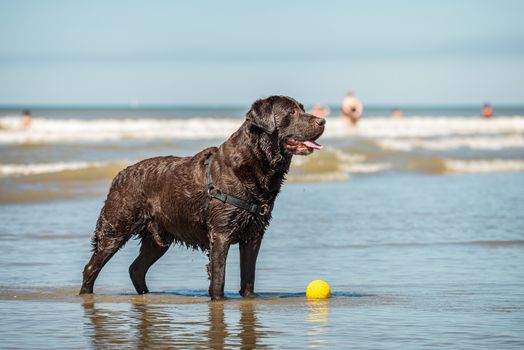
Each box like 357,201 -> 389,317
309,103 -> 331,118
21,109 -> 32,128
481,103 -> 493,119
341,90 -> 363,125
391,108 -> 403,119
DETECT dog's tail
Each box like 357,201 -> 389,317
90,215 -> 104,252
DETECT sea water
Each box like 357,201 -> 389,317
0,106 -> 523,348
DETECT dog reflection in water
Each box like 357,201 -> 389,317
82,300 -> 268,349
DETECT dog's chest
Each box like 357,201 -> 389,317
226,210 -> 271,243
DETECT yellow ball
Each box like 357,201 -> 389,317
306,279 -> 331,299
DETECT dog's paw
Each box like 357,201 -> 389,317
240,291 -> 259,299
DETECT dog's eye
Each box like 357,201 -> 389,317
289,109 -> 297,116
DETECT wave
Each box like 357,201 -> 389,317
1,155 -> 522,204
0,160 -> 127,178
377,135 -> 524,151
0,117 -> 241,144
3,155 -> 522,183
0,188 -> 102,204
288,150 -> 390,182
0,160 -> 127,203
0,149 -> 391,185
1,152 -> 389,182
408,158 -> 524,174
444,159 -> 524,174
350,117 -> 524,138
1,116 -> 524,144
1,161 -> 110,176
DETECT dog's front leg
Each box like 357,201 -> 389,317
239,238 -> 262,298
208,234 -> 231,300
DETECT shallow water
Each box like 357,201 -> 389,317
1,107 -> 524,348
1,173 -> 524,349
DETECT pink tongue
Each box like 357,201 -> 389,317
303,140 -> 323,150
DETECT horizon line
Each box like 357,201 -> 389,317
1,103 -> 523,109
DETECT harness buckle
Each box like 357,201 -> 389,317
259,204 -> 270,216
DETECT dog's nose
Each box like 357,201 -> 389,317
315,118 -> 326,127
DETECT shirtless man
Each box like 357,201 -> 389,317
341,90 -> 363,125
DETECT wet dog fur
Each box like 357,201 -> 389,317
79,95 -> 325,300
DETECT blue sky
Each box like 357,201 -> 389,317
0,0 -> 523,105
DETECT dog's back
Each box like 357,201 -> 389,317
92,148 -> 216,253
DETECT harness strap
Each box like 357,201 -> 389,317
204,154 -> 271,216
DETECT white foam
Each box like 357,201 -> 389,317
444,159 -> 524,174
325,116 -> 524,138
291,149 -> 390,175
1,116 -> 524,144
290,150 -> 366,166
287,172 -> 351,183
329,150 -> 390,173
378,135 -> 524,151
0,160 -> 122,177
342,162 -> 391,173
0,117 -> 241,144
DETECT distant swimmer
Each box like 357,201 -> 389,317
481,103 -> 493,119
341,90 -> 363,125
391,108 -> 403,119
310,103 -> 331,118
21,109 -> 32,128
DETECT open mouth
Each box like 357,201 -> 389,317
285,138 -> 323,154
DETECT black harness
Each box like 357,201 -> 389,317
204,154 -> 271,217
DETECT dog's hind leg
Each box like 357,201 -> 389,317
79,233 -> 129,294
79,213 -> 133,295
129,232 -> 170,294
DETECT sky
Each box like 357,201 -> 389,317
0,0 -> 523,106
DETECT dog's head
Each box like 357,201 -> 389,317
246,96 -> 325,156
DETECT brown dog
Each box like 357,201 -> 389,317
79,96 -> 325,300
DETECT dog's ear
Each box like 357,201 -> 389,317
246,98 -> 276,133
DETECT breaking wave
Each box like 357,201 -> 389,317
444,159 -> 524,174
1,156 -> 523,204
1,151 -> 390,184
0,160 -> 127,180
377,135 -> 524,151
2,155 -> 522,184
288,150 -> 390,182
1,116 -> 524,144
1,114 -> 523,203
325,117 -> 524,140
1,161 -> 112,176
408,158 -> 524,174
0,117 -> 241,144
0,161 -> 127,203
